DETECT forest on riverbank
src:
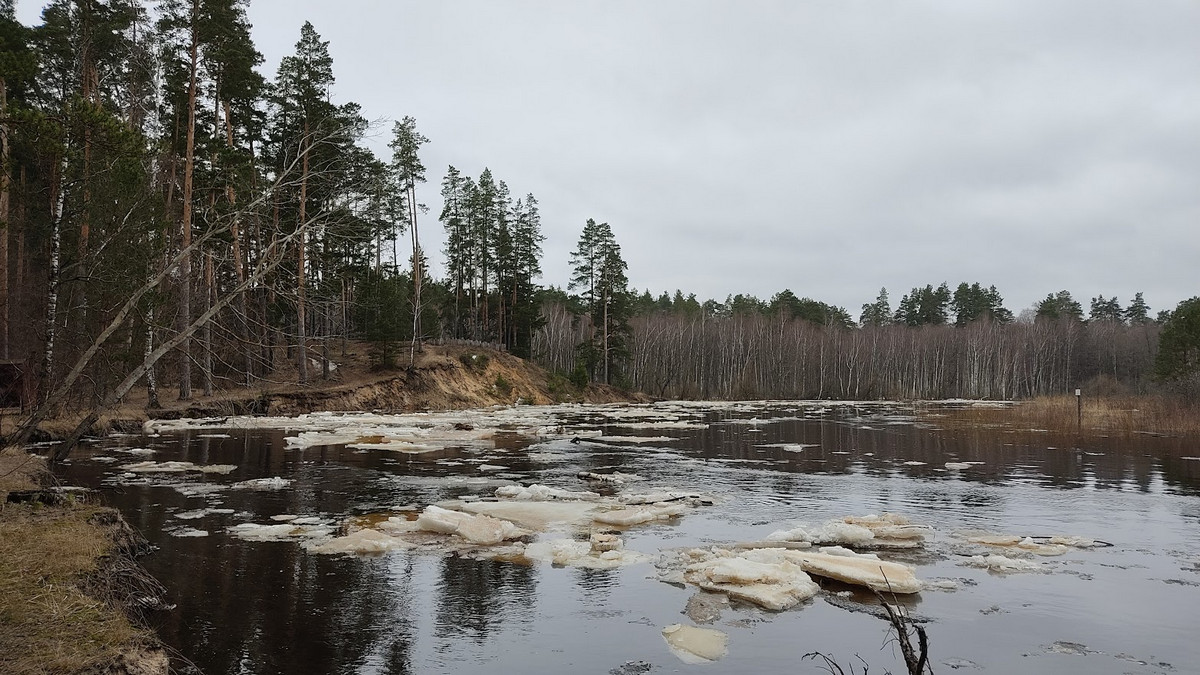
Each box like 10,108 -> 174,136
1,2 -> 1197,449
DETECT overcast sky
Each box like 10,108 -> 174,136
17,1 -> 1200,317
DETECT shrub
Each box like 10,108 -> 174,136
459,352 -> 489,373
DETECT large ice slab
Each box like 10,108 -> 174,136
662,624 -> 728,664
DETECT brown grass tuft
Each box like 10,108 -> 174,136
939,395 -> 1200,437
0,478 -> 162,674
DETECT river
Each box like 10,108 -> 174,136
54,401 -> 1199,674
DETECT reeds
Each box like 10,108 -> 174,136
942,394 -> 1200,436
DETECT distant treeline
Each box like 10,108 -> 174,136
533,284 -> 1185,400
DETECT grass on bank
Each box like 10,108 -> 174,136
0,450 -> 159,675
940,395 -> 1200,437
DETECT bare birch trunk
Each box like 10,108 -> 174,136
296,121 -> 309,384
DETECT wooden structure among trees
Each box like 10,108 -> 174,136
0,360 -> 33,410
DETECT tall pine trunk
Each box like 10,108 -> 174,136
408,178 -> 421,366
0,76 -> 9,360
177,0 -> 200,400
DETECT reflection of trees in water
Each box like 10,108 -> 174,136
146,542 -> 415,675
572,567 -> 617,604
433,555 -> 537,647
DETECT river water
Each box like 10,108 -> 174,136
54,401 -> 1200,675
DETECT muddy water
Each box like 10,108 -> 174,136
55,402 -> 1200,675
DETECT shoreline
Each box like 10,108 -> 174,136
0,451 -> 170,675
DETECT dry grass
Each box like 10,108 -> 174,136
2,451 -> 161,674
0,502 -> 158,675
0,448 -> 47,501
939,395 -> 1200,437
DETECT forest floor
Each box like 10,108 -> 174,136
928,394 -> 1200,437
0,450 -> 169,675
2,341 -> 646,443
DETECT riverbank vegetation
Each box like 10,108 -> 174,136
1,4 -> 1196,457
934,394 -> 1200,438
0,450 -> 167,675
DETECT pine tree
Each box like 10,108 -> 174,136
895,283 -> 951,326
860,287 -> 891,327
1125,292 -> 1151,326
1036,290 -> 1084,321
388,116 -> 427,363
1089,295 -> 1124,323
1154,297 -> 1200,382
271,21 -> 337,384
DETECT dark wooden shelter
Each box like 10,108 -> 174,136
0,360 -> 34,410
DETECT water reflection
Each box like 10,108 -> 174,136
53,402 -> 1200,674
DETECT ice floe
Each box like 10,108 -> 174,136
120,460 -> 237,474
523,536 -> 651,569
414,505 -> 529,545
959,554 -> 1046,573
660,548 -> 820,610
765,513 -> 926,550
593,503 -> 687,527
961,532 -> 1100,556
495,484 -> 599,501
577,471 -> 644,484
309,528 -> 413,555
661,624 -> 728,664
231,477 -> 292,490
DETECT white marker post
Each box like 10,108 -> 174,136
1075,388 -> 1082,432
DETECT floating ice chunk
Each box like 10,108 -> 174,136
818,546 -> 879,559
757,443 -> 819,453
228,521 -> 334,543
577,471 -> 644,484
523,538 -> 650,569
662,624 -> 728,664
902,461 -> 927,466
682,551 -> 820,610
495,484 -> 600,501
415,505 -> 528,545
944,462 -> 972,470
843,513 -> 928,545
270,514 -> 299,522
168,527 -> 209,538
1048,536 -> 1098,548
965,534 -> 1071,556
196,433 -> 232,439
960,554 -> 1046,573
115,447 -> 156,456
768,549 -> 922,594
766,526 -> 812,543
479,464 -> 507,472
590,533 -> 622,552
617,491 -> 706,505
231,477 -> 291,490
174,508 -> 232,520
120,460 -> 237,474
308,528 -> 412,555
460,500 -> 599,530
593,504 -> 686,527
612,421 -> 709,430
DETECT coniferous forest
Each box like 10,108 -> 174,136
0,0 -> 1196,442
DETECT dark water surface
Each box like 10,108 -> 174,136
54,402 -> 1200,674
